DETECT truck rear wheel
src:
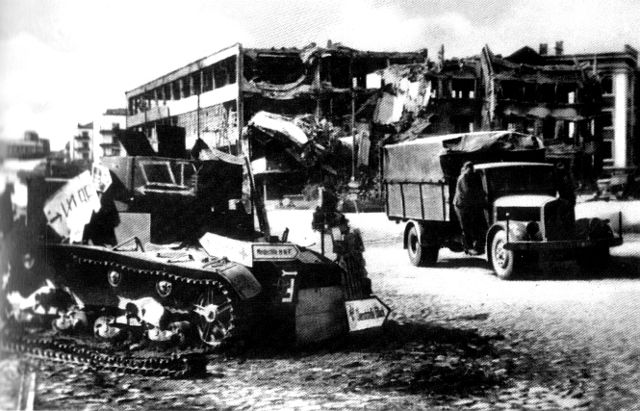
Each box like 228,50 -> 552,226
490,230 -> 518,280
407,226 -> 439,267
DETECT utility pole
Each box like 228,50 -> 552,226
349,55 -> 357,186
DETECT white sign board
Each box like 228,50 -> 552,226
252,243 -> 299,261
199,232 -> 253,267
345,297 -> 390,332
43,170 -> 101,242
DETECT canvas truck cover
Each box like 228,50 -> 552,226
383,131 -> 544,184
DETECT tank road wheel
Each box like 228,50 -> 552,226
94,316 -> 124,341
193,282 -> 236,347
407,226 -> 439,267
491,230 -> 518,280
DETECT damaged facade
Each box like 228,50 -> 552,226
543,43 -> 639,169
372,45 -> 606,185
125,42 -> 424,196
125,40 -> 635,194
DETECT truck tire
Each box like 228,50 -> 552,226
407,226 -> 439,267
490,230 -> 518,280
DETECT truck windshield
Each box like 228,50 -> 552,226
485,166 -> 556,198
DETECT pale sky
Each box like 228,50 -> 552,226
1,0 -> 639,149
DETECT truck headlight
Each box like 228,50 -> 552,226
526,222 -> 541,240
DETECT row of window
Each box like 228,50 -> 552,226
129,56 -> 237,115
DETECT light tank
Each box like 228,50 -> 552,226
1,135 -> 387,349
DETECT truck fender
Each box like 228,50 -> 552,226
485,222 -> 529,257
216,262 -> 262,300
402,220 -> 436,249
403,221 -> 422,249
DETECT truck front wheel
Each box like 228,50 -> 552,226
490,230 -> 518,280
407,226 -> 439,267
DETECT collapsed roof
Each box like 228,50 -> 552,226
242,43 -> 426,100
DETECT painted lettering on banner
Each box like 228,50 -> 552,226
44,170 -> 101,242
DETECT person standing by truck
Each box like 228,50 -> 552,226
453,161 -> 488,255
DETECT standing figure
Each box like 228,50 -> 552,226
332,216 -> 371,299
555,162 -> 576,207
453,161 -> 488,255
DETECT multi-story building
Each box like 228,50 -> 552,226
72,122 -> 93,161
0,131 -> 50,160
95,108 -> 127,158
125,42 -> 425,155
543,43 -> 639,169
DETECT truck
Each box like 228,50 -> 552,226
382,131 -> 623,279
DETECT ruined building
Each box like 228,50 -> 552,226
372,44 -> 605,185
124,42 -> 425,196
543,43 -> 639,170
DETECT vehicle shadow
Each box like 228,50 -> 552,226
517,255 -> 640,281
229,320 -> 521,396
436,256 -> 489,269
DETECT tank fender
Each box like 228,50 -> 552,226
216,262 -> 262,300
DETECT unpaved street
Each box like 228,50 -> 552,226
2,210 -> 639,410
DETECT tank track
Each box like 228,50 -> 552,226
0,330 -> 208,378
73,252 -> 243,346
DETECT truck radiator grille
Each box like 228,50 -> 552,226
543,199 -> 575,241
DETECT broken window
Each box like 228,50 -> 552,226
602,140 -> 613,161
536,83 -> 555,104
182,78 -> 191,98
557,83 -> 577,104
321,56 -> 351,88
523,83 -> 536,101
192,73 -> 201,95
245,53 -> 302,85
499,80 -> 523,100
451,78 -> 475,99
212,56 -> 237,88
214,61 -> 229,88
601,111 -> 613,128
601,76 -> 613,95
172,81 -> 181,100
226,57 -> 237,84
202,68 -> 213,92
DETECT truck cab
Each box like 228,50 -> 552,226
475,162 -> 621,278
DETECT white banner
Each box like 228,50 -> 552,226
199,232 -> 253,267
44,170 -> 101,242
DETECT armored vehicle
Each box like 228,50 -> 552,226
2,133 -> 386,348
382,131 -> 622,279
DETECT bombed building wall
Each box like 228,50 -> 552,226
366,45 -> 605,186
479,45 -> 604,184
